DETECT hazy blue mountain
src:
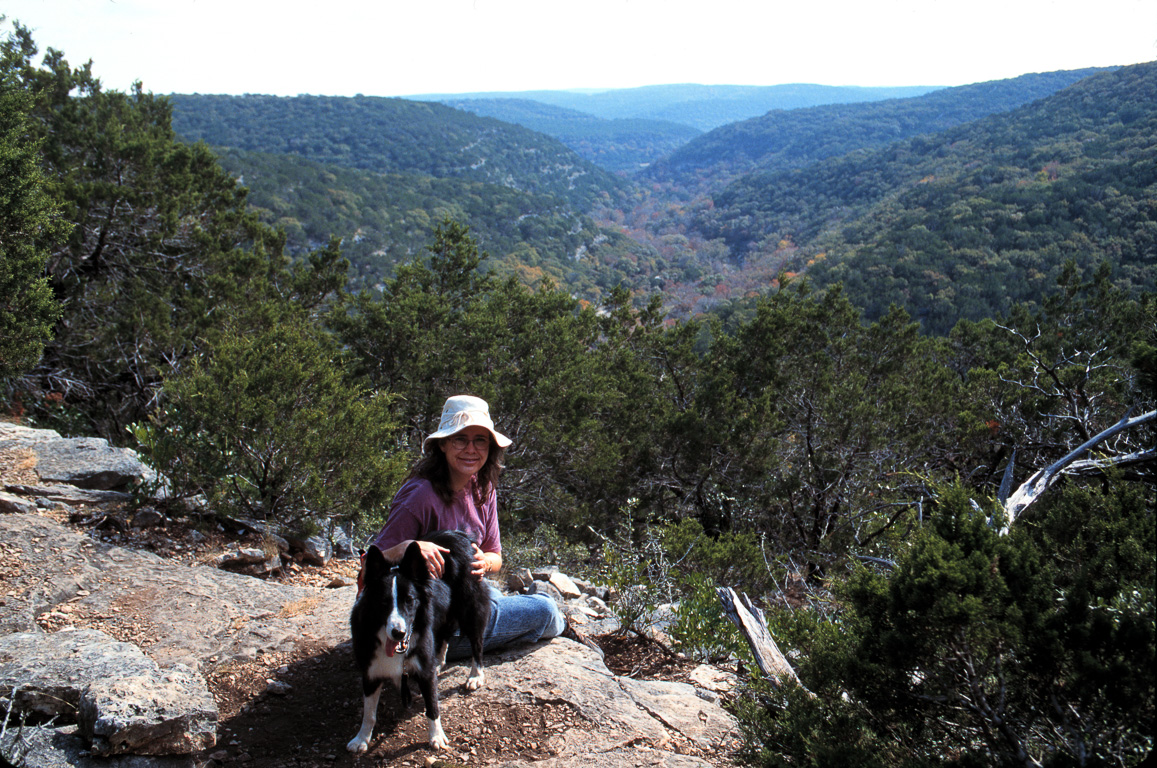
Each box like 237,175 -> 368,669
437,97 -> 701,172
411,83 -> 943,131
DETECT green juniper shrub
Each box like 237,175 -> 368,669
667,572 -> 744,663
0,49 -> 66,385
501,524 -> 595,580
739,482 -> 1154,767
134,301 -> 407,532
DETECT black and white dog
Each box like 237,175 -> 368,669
347,530 -> 491,753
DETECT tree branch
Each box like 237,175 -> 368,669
1001,408 -> 1156,533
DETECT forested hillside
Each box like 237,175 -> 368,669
168,93 -> 627,211
209,146 -> 651,296
644,68 -> 1109,191
687,63 -> 1156,332
419,82 -> 940,131
437,97 -> 701,172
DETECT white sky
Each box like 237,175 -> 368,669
4,0 -> 1156,97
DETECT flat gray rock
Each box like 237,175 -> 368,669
0,628 -> 217,757
0,629 -> 159,717
0,490 -> 37,514
486,638 -> 739,764
24,437 -> 152,491
0,724 -> 194,768
0,513 -> 350,670
79,665 -> 216,756
4,483 -> 131,504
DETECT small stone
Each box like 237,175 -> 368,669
506,568 -> 534,593
131,507 -> 166,529
548,572 -> 582,599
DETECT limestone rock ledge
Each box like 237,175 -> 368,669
0,628 -> 216,756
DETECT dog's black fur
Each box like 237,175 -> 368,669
347,530 -> 491,753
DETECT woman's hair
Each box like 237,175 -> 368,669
410,435 -> 505,505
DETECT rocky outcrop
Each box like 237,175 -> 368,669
0,629 -> 216,756
1,422 -> 740,767
1,511 -> 739,766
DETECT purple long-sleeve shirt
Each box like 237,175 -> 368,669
367,476 -> 501,556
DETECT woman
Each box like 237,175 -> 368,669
367,394 -> 565,657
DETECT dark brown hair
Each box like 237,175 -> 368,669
410,435 -> 506,506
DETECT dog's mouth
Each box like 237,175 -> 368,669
385,636 -> 409,657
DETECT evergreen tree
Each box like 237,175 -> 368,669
136,301 -> 404,531
0,24 -> 66,383
2,23 -> 348,439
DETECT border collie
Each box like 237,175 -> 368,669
347,530 -> 491,753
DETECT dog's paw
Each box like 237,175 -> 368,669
347,736 -> 370,754
428,717 -> 449,750
465,668 -> 485,691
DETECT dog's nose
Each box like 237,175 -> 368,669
390,627 -> 406,641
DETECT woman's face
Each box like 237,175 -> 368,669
440,425 -> 491,490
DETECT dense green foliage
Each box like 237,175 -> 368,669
0,31 -> 65,381
645,69 -> 1107,191
438,97 -> 701,172
208,146 -> 649,299
133,301 -> 406,529
739,482 -> 1154,767
4,26 -> 286,434
696,64 -> 1156,333
168,93 -> 626,212
3,22 -> 401,532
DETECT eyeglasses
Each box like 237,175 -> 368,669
448,435 -> 491,452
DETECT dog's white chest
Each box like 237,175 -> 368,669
367,627 -> 423,684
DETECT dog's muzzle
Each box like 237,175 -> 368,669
386,631 -> 410,657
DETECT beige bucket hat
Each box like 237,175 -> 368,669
422,395 -> 512,452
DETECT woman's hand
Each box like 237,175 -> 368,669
415,540 -> 451,578
470,543 -> 488,580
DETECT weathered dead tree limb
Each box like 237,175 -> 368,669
717,587 -> 814,697
1063,448 -> 1156,477
1000,408 -> 1156,534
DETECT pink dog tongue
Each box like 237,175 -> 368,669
385,639 -> 400,657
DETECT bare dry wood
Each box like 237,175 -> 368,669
1000,408 -> 1156,533
717,587 -> 813,696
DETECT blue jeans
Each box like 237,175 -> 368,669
445,583 -> 565,660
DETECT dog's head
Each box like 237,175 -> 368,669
362,543 -> 429,657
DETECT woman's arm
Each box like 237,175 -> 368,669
379,538 -> 451,578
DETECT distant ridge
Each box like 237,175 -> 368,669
645,68 -> 1113,191
692,63 -> 1156,332
169,93 -> 626,211
410,83 -> 943,131
436,97 -> 701,173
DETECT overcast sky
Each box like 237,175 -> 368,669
4,0 -> 1156,97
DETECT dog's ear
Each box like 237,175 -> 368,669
364,545 -> 388,578
400,540 -> 429,582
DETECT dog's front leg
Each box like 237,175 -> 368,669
346,682 -> 383,753
413,665 -> 448,750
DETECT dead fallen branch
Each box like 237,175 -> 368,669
717,587 -> 813,696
